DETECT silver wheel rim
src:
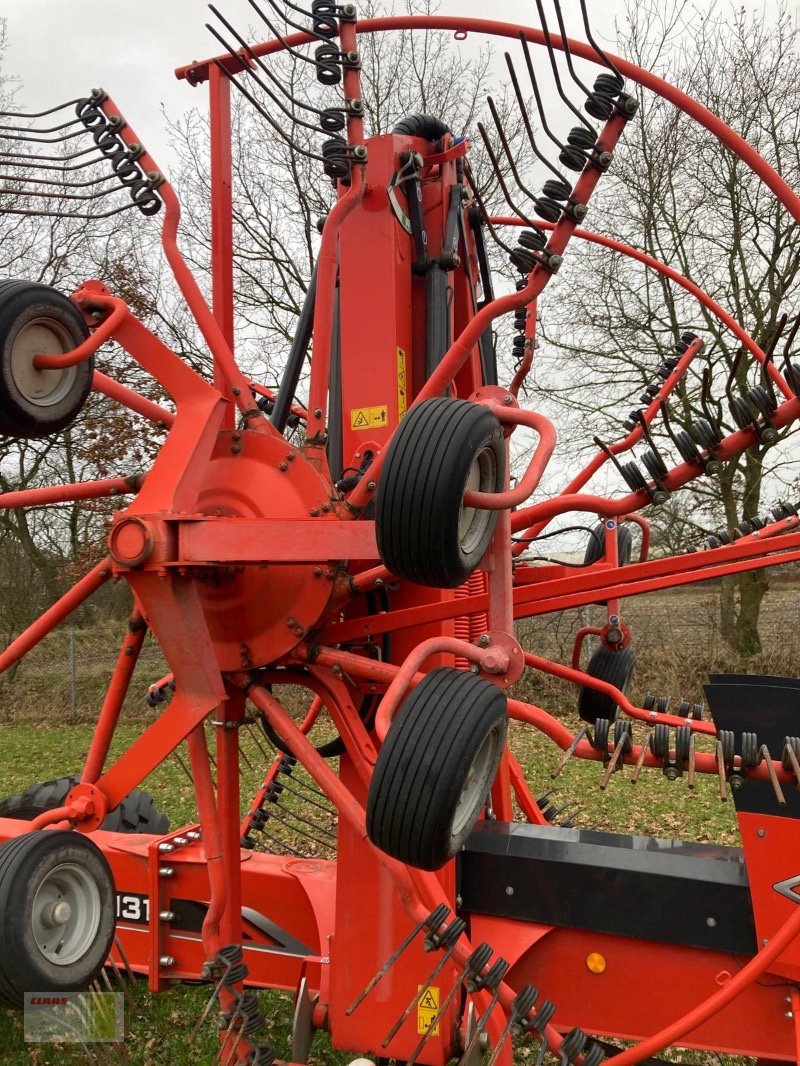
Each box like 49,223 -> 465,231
9,317 -> 78,408
31,861 -> 102,966
458,446 -> 497,555
451,723 -> 502,839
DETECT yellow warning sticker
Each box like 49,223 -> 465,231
350,404 -> 389,430
417,985 -> 440,1036
396,347 -> 408,421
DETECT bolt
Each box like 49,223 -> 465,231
478,634 -> 490,647
706,917 -> 717,927
278,461 -> 288,472
313,408 -> 322,419
287,617 -> 298,628
232,386 -> 241,396
762,938 -> 769,946
322,502 -> 331,512
313,567 -> 323,576
366,480 -> 376,491
172,836 -> 189,846
310,508 -> 319,517
757,828 -> 766,837
503,395 -> 514,405
505,885 -> 514,896
469,664 -> 480,674
160,911 -> 176,922
158,842 -> 174,853
286,452 -> 295,462
186,830 -> 202,841
159,867 -> 175,878
159,956 -> 175,968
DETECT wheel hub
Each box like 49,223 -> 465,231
111,430 -> 343,671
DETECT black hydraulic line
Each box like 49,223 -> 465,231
271,262 -> 318,433
327,284 -> 343,479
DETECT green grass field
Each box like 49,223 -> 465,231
0,582 -> 795,1062
0,706 -> 743,1064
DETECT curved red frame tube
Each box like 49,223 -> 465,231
490,217 -> 791,399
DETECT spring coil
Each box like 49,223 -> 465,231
311,0 -> 338,37
559,125 -> 597,171
75,96 -> 161,215
518,227 -> 547,251
541,177 -> 572,201
509,246 -> 536,274
217,944 -> 249,987
321,136 -> 349,179
319,107 -> 346,133
534,196 -> 562,223
315,42 -> 342,85
235,994 -> 265,1037
585,71 -> 625,121
248,1048 -> 276,1065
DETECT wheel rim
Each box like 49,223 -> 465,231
458,446 -> 497,556
9,317 -> 78,408
31,861 -> 102,966
451,722 -> 502,839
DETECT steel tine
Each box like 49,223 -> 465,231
210,58 -> 330,165
0,125 -> 87,146
700,366 -> 722,429
533,0 -> 595,131
244,0 -> 321,67
783,739 -> 800,789
464,167 -> 519,258
782,311 -> 800,359
518,33 -> 568,153
407,944 -> 492,1066
0,97 -> 83,119
551,0 -> 593,96
112,935 -> 136,988
346,904 -> 450,1015
261,0 -> 334,45
687,734 -> 697,790
599,734 -> 627,789
475,121 -> 539,230
486,95 -> 562,219
724,348 -> 745,403
551,725 -> 588,778
716,740 -> 728,802
761,745 -> 787,806
760,313 -> 787,404
206,10 -> 329,129
505,53 -> 573,181
577,0 -> 624,80
630,734 -> 650,783
458,986 -> 503,1064
0,168 -> 118,190
633,410 -> 671,470
381,921 -> 465,1047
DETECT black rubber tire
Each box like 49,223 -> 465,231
366,668 -> 508,870
392,114 -> 452,140
0,776 -> 169,835
376,397 -> 505,588
0,281 -> 92,439
582,522 -> 633,567
577,645 -> 635,725
0,830 -> 115,1008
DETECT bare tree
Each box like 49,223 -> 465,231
537,0 -> 800,656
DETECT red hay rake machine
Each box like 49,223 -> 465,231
2,2 -> 800,1063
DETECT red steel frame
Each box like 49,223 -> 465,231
1,11 -> 800,1066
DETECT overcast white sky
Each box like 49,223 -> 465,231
2,0 -> 639,171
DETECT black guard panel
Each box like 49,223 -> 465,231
458,821 -> 757,956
